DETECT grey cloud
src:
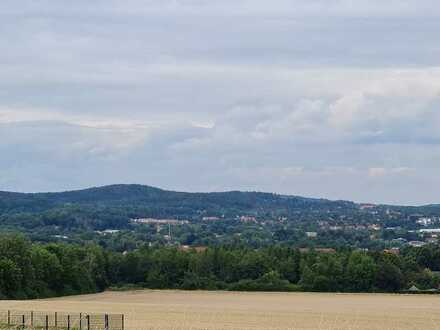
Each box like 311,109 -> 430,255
0,1 -> 440,204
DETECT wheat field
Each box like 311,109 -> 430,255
1,290 -> 440,330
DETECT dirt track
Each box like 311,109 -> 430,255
1,290 -> 440,329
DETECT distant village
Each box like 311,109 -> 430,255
121,204 -> 440,254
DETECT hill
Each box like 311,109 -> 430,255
0,184 -> 355,211
0,184 -> 439,249
0,184 -> 357,221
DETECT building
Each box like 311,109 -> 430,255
408,241 -> 427,248
179,245 -> 208,253
131,218 -> 189,225
417,218 -> 433,226
409,214 -> 424,222
95,229 -> 120,235
52,235 -> 68,239
368,224 -> 382,231
383,248 -> 400,255
240,216 -> 257,223
391,238 -> 407,244
419,228 -> 440,234
306,232 -> 318,239
202,216 -> 220,221
360,204 -> 376,210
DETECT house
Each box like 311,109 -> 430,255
368,224 -> 382,231
419,228 -> 440,234
95,229 -> 120,235
240,215 -> 257,223
383,248 -> 400,255
179,245 -> 208,253
306,232 -> 318,239
408,241 -> 426,248
391,238 -> 407,244
417,218 -> 433,226
360,204 -> 376,210
52,235 -> 69,239
202,216 -> 220,221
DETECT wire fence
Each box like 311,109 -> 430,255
0,310 -> 124,330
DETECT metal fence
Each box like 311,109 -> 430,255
0,310 -> 124,330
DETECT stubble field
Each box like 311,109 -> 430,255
1,290 -> 440,330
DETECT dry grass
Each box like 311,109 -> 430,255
1,290 -> 440,330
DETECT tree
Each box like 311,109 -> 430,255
346,251 -> 377,292
375,259 -> 404,292
0,259 -> 21,298
30,246 -> 62,295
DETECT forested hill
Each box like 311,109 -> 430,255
1,185 -> 439,243
0,184 -> 355,215
0,184 -> 359,234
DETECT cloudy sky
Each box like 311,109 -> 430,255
1,0 -> 440,205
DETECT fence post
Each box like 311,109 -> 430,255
67,314 -> 71,330
45,314 -> 49,330
7,310 -> 10,326
87,314 -> 90,330
104,314 -> 109,330
55,311 -> 58,328
31,311 -> 34,327
80,312 -> 82,330
122,314 -> 125,330
22,314 -> 25,329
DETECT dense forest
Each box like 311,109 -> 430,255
1,234 -> 440,299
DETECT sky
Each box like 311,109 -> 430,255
1,0 -> 440,205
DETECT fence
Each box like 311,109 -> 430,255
0,310 -> 124,330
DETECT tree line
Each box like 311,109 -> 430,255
1,234 -> 440,299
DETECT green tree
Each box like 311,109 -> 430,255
346,251 -> 377,292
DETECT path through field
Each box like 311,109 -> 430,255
1,290 -> 440,329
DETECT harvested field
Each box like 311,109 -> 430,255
1,290 -> 440,330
